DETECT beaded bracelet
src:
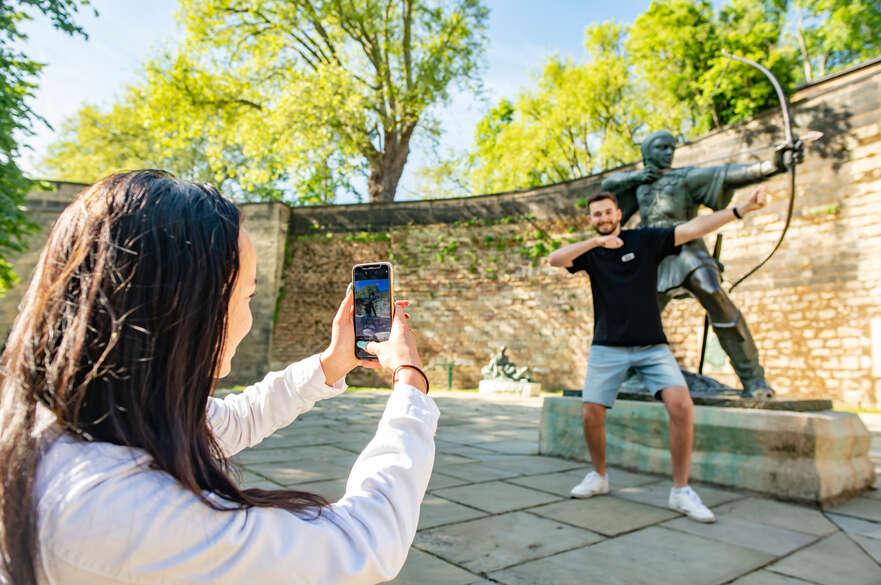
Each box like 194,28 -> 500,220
393,365 -> 430,394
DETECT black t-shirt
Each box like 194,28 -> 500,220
567,227 -> 681,346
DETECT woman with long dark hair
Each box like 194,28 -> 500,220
0,170 -> 436,585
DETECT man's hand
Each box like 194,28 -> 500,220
736,186 -> 767,217
634,166 -> 661,184
595,235 -> 623,249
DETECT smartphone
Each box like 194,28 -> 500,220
352,262 -> 394,360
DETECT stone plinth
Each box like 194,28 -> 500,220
479,379 -> 541,397
539,397 -> 875,505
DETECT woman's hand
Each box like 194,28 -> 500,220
364,300 -> 427,393
320,287 -> 379,386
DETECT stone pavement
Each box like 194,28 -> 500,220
232,391 -> 881,585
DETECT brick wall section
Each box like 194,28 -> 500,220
272,58 -> 881,407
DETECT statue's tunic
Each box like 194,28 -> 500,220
633,166 -> 732,296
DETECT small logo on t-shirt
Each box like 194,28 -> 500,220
621,252 -> 635,262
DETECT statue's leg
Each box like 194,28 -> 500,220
685,266 -> 774,399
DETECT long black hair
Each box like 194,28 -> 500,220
0,170 -> 327,585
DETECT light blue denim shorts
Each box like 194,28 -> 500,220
583,344 -> 687,408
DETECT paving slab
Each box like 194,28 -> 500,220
488,525 -> 774,585
727,570 -> 816,585
471,439 -> 538,455
233,444 -> 356,466
824,495 -> 881,522
418,495 -> 487,530
713,497 -> 838,536
852,533 -> 881,564
825,512 -> 881,539
426,471 -> 471,491
470,455 -> 584,476
769,532 -> 881,585
414,511 -> 602,573
238,470 -> 282,489
482,428 -> 540,443
529,496 -> 679,536
435,453 -> 478,465
334,437 -> 375,453
432,480 -> 561,514
386,548 -> 477,585
434,429 -> 497,445
662,514 -> 819,556
291,477 -> 348,502
613,480 -> 744,510
432,461 -> 521,482
245,460 -> 352,486
252,432 -> 338,449
436,445 -> 499,459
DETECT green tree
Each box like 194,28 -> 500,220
0,0 -> 92,294
792,0 -> 881,81
42,56 -> 293,201
466,23 -> 642,194
457,0 -> 842,195
627,0 -> 796,138
44,0 -> 489,203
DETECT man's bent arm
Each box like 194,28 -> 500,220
548,238 -> 603,268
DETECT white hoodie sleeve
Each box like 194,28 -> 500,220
206,354 -> 347,457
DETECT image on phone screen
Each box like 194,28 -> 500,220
353,267 -> 392,358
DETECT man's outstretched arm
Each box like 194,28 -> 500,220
674,186 -> 766,246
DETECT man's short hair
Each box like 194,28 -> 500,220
587,192 -> 618,210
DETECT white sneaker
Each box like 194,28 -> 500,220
668,486 -> 716,523
570,471 -> 609,498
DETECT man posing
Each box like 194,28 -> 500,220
548,187 -> 766,522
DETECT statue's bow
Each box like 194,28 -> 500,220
720,50 -> 803,292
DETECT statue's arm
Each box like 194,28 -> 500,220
721,160 -> 781,187
685,161 -> 779,210
601,170 -> 643,194
600,171 -> 642,224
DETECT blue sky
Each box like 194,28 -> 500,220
18,0 -> 654,201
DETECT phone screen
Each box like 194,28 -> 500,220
353,263 -> 393,360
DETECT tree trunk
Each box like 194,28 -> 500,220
367,122 -> 416,202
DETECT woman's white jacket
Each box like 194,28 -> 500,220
33,354 -> 438,585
